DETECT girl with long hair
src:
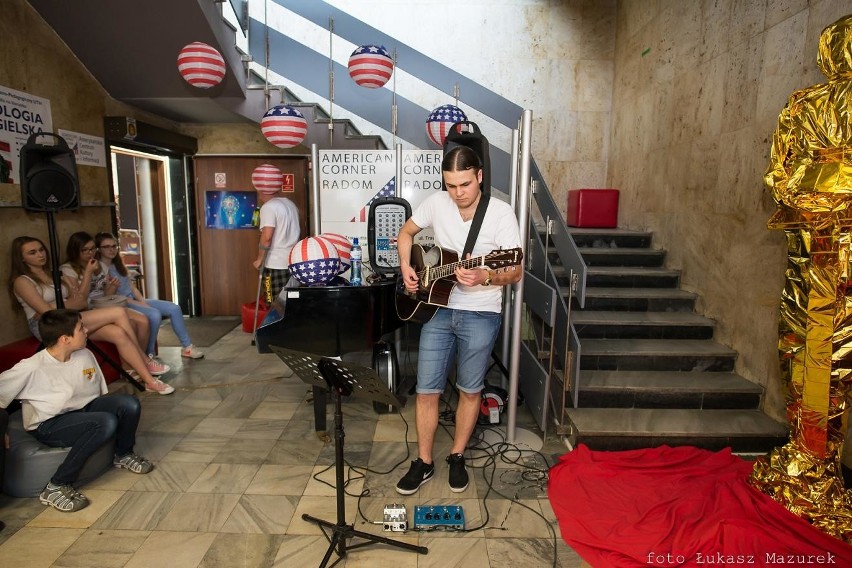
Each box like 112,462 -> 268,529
8,235 -> 174,394
95,232 -> 203,359
59,231 -> 169,375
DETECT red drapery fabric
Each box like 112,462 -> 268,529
548,445 -> 852,567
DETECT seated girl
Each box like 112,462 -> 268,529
59,231 -> 169,375
95,232 -> 203,359
8,235 -> 173,394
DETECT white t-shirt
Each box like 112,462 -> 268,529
0,348 -> 108,430
259,197 -> 301,269
60,262 -> 109,305
410,192 -> 521,313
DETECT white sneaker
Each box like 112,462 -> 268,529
181,345 -> 204,359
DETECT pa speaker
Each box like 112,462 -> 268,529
19,132 -> 79,212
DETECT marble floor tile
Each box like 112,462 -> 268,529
374,415 -> 417,442
132,434 -> 185,462
249,401 -> 301,420
485,537 -> 582,568
233,417 -> 289,439
91,491 -> 181,531
27,489 -> 124,529
219,494 -> 298,534
287,495 -> 362,535
340,535 -> 424,568
154,493 -> 241,532
211,437 -> 277,464
140,411 -> 208,436
161,434 -> 228,464
367,441 -> 412,470
0,527 -> 85,568
80,467 -> 143,491
51,529 -> 149,568
186,463 -> 261,493
198,533 -> 286,568
272,535 -> 336,567
265,437 -> 325,466
417,536 -> 490,568
190,417 -> 246,437
244,464 -> 314,496
303,464 -> 365,497
123,531 -> 217,568
476,499 -> 551,539
129,461 -> 208,492
316,440 -> 374,468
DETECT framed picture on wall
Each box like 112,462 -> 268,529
204,190 -> 258,229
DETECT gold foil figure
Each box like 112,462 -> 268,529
751,15 -> 852,542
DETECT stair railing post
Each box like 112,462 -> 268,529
501,127 -> 521,387
507,109 -> 533,444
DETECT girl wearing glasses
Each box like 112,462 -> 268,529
95,232 -> 203,359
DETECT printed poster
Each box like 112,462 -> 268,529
0,85 -> 53,183
58,129 -> 106,168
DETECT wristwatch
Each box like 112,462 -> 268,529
482,270 -> 493,286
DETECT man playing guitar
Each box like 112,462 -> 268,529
395,146 -> 522,495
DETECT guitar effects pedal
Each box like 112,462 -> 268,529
413,505 -> 465,531
382,503 -> 408,532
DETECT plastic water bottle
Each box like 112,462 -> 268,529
350,237 -> 363,286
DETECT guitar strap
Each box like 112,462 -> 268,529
462,192 -> 490,259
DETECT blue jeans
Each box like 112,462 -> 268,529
128,299 -> 191,353
416,308 -> 502,394
34,394 -> 140,486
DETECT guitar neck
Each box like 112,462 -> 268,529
419,255 -> 488,280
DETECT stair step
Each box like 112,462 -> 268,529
563,408 -> 788,452
573,287 -> 697,312
552,265 -> 680,288
579,338 -> 737,372
567,228 -> 653,248
572,311 -> 714,339
574,247 -> 666,267
577,370 -> 762,408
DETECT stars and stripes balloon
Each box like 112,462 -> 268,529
251,164 -> 283,194
318,233 -> 353,274
288,236 -> 340,286
347,45 -> 394,88
177,42 -> 226,88
426,104 -> 467,146
261,105 -> 308,149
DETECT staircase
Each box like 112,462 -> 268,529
557,228 -> 788,452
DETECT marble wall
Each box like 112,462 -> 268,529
610,0 -> 852,421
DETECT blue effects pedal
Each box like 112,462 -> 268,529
413,505 -> 465,531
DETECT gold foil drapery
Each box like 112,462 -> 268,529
750,15 -> 852,542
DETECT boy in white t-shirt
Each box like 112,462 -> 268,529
0,309 -> 154,512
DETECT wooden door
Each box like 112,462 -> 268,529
194,156 -> 309,315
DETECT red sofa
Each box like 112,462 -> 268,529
0,336 -> 122,383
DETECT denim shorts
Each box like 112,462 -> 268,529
416,308 -> 502,395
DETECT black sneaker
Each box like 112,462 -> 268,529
447,453 -> 469,492
396,458 -> 435,495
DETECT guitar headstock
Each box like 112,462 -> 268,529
484,248 -> 523,269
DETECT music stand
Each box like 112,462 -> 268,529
270,347 -> 428,568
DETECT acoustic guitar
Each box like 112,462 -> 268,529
395,244 -> 524,323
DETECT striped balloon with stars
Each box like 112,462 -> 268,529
288,236 -> 340,286
251,164 -> 283,194
261,105 -> 308,149
177,42 -> 226,88
426,104 -> 467,147
347,45 -> 394,88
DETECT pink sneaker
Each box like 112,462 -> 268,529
145,379 -> 175,395
146,357 -> 170,376
181,345 -> 204,359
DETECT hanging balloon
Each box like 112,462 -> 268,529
251,164 -> 283,194
288,236 -> 341,286
261,105 -> 308,149
177,42 -> 226,88
426,104 -> 468,147
347,44 -> 394,88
